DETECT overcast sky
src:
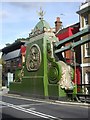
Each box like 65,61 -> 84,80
0,0 -> 86,50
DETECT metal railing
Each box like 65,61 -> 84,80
77,84 -> 90,103
77,84 -> 90,95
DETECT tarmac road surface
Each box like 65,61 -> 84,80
0,94 -> 89,120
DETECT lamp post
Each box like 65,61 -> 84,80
74,50 -> 77,94
71,46 -> 77,97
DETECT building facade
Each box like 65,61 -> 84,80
55,20 -> 81,86
77,0 -> 90,94
2,39 -> 27,86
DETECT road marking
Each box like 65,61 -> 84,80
0,101 -> 61,120
0,105 -> 7,108
3,94 -> 47,103
19,103 -> 47,107
29,107 -> 36,110
3,94 -> 89,108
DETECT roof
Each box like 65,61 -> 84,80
77,1 -> 90,14
34,19 -> 50,31
29,19 -> 51,38
2,49 -> 21,61
77,6 -> 90,14
1,40 -> 26,54
56,22 -> 80,36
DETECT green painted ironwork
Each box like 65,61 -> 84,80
55,27 -> 90,48
9,16 -> 89,100
55,36 -> 90,54
9,16 -> 70,99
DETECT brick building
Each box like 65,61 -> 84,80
2,38 -> 28,86
77,0 -> 90,94
55,17 -> 81,86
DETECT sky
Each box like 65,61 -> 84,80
0,0 -> 86,50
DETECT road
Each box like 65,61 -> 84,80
0,94 -> 89,120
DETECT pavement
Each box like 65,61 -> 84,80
0,87 -> 89,119
0,87 -> 90,106
0,86 -> 89,107
0,86 -> 9,95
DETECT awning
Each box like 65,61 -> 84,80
2,49 -> 21,61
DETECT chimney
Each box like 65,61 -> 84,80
55,17 -> 62,33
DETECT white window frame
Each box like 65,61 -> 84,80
84,15 -> 88,27
85,72 -> 90,84
61,46 -> 65,58
84,42 -> 90,57
84,16 -> 88,25
84,72 -> 90,94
